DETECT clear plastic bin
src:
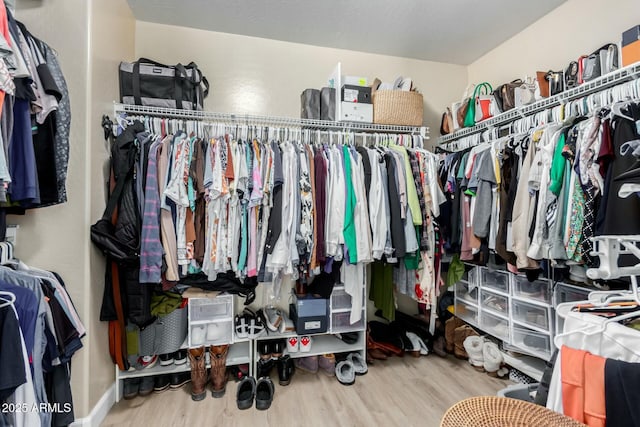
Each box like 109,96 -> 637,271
455,298 -> 479,326
512,275 -> 552,304
331,309 -> 365,333
331,286 -> 361,311
189,295 -> 233,322
480,267 -> 510,294
189,320 -> 233,347
553,282 -> 591,305
511,326 -> 552,361
512,299 -> 551,331
455,282 -> 479,305
480,289 -> 509,317
480,311 -> 510,342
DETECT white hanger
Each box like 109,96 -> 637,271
0,290 -> 15,308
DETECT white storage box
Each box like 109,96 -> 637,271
330,286 -> 363,311
331,309 -> 365,333
480,311 -> 510,342
189,320 -> 233,347
455,298 -> 479,326
512,275 -> 552,304
481,289 -> 509,318
511,326 -> 552,361
512,299 -> 552,332
480,267 -> 510,294
455,281 -> 479,305
189,295 -> 233,323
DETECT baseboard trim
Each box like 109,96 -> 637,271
70,382 -> 115,427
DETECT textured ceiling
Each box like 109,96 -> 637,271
127,0 -> 567,65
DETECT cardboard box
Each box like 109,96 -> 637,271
341,84 -> 372,104
289,295 -> 328,334
341,101 -> 373,123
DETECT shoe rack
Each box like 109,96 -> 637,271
114,294 -> 253,402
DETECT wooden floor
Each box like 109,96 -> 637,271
102,355 -> 510,427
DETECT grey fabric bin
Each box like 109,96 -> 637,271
139,306 -> 188,356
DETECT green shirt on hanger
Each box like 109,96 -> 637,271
343,145 -> 358,263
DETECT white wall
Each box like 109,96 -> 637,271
16,0 -> 135,418
468,0 -> 640,87
135,21 -> 469,147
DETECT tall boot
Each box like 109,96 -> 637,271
454,325 -> 479,359
188,346 -> 207,401
444,317 -> 464,354
210,345 -> 229,398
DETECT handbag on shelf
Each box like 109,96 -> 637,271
440,107 -> 454,135
514,77 -> 537,107
119,58 -> 209,110
464,82 -> 493,127
473,83 -> 495,124
452,84 -> 475,130
536,71 -> 550,98
582,43 -> 619,82
493,79 -> 523,113
564,61 -> 580,89
545,70 -> 564,96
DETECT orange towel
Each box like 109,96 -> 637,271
584,353 -> 606,427
562,345 -> 587,423
561,345 -> 607,427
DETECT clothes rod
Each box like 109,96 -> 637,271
113,103 -> 429,137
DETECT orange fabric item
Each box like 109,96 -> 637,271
562,345 -> 587,423
584,353 -> 606,427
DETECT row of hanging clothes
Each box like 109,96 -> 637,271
0,242 -> 84,427
0,1 -> 70,223
102,112 -> 445,338
437,77 -> 640,284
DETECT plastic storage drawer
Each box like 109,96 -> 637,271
461,264 -> 478,285
512,299 -> 551,332
512,275 -> 552,304
480,289 -> 509,318
480,311 -> 510,342
454,299 -> 479,326
554,282 -> 591,306
511,326 -> 552,361
330,286 -> 363,311
480,267 -> 510,294
189,320 -> 233,347
455,282 -> 479,305
331,309 -> 365,333
189,295 -> 233,323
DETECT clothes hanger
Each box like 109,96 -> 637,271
0,290 -> 15,308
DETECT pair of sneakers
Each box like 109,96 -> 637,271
235,307 -> 293,338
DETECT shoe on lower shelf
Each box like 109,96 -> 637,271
159,353 -> 174,366
169,371 -> 191,389
318,353 -> 336,377
173,349 -> 187,365
294,356 -> 318,374
277,355 -> 294,386
236,376 -> 256,410
154,375 -> 171,392
123,378 -> 140,400
137,355 -> 158,370
138,376 -> 155,397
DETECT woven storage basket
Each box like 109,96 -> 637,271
440,396 -> 585,427
372,90 -> 423,126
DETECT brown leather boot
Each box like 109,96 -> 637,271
188,346 -> 207,401
210,345 -> 229,398
454,325 -> 479,359
445,317 -> 464,353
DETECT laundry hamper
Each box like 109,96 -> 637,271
372,90 -> 423,126
139,306 -> 188,356
440,396 -> 584,427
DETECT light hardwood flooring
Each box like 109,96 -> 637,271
102,355 -> 511,427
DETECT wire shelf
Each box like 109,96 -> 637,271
113,103 -> 429,137
438,61 -> 640,145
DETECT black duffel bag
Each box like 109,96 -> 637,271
119,58 -> 209,110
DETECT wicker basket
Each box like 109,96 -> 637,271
440,396 -> 585,427
372,90 -> 424,126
